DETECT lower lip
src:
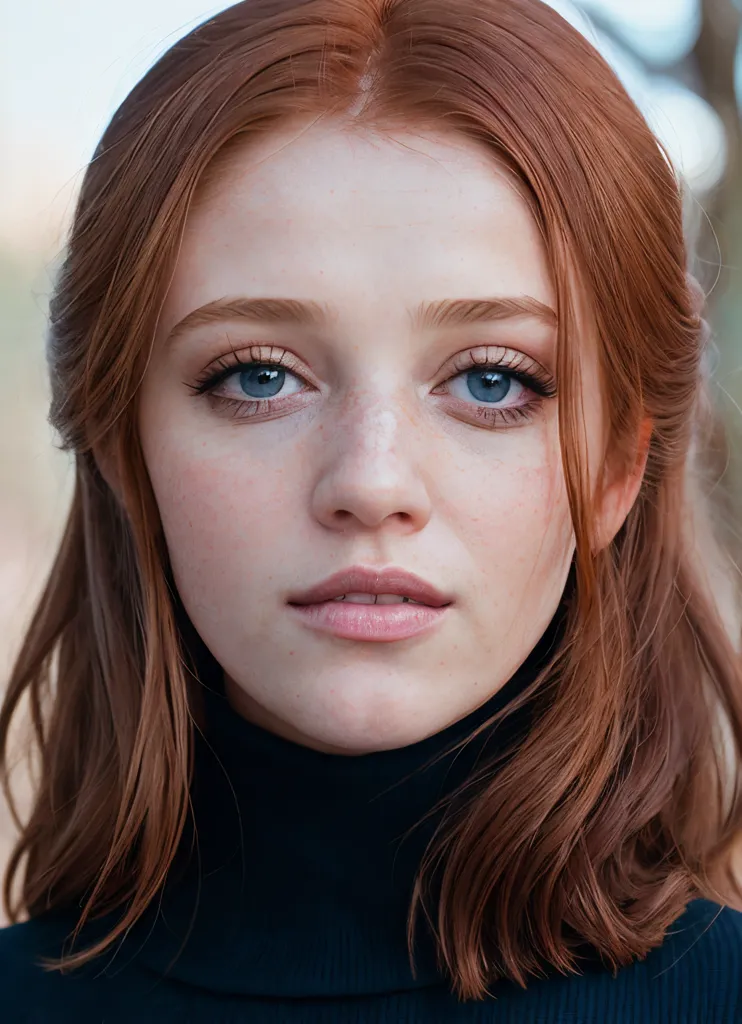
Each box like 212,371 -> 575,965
287,600 -> 450,641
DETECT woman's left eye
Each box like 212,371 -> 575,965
446,368 -> 526,408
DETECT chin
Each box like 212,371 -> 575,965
294,697 -> 441,755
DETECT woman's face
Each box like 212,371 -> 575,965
138,119 -> 614,755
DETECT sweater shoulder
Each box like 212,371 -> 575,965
485,900 -> 742,1023
663,896 -> 742,959
0,911 -> 66,975
0,910 -> 154,1024
0,912 -> 96,1022
583,899 -> 742,1019
0,914 -> 66,1022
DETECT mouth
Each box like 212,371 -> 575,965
286,566 -> 453,642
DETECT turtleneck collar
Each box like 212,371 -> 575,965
125,603 -> 567,999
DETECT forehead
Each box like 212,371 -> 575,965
199,118 -> 534,218
167,119 -> 556,324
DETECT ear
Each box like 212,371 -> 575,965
592,416 -> 652,553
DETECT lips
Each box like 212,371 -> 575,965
287,566 -> 453,608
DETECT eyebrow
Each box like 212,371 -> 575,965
165,295 -> 557,346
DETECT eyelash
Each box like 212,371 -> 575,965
186,344 -> 557,428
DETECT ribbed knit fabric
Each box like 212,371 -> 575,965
1,605 -> 741,1022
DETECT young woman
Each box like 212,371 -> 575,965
1,0 -> 741,1020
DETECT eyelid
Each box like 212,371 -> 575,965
192,343 -> 317,393
440,344 -> 551,379
435,346 -> 557,401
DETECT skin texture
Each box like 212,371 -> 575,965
137,118 -> 646,755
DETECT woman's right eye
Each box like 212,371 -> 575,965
211,363 -> 307,402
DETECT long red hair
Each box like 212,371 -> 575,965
2,0 -> 741,1000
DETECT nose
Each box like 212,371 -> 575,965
310,401 -> 433,533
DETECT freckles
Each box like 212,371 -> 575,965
164,437 -> 296,516
464,457 -> 569,558
170,459 -> 222,497
155,463 -> 219,561
499,462 -> 556,516
516,463 -> 573,559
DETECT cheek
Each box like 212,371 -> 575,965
453,450 -> 573,610
144,435 -> 300,613
456,433 -> 571,545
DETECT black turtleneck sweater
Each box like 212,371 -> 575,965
1,613 -> 741,1022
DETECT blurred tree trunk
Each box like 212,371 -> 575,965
692,0 -> 742,335
689,0 -> 742,533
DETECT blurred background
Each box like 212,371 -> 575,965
1,0 -> 742,922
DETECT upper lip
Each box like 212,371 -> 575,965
287,566 -> 453,608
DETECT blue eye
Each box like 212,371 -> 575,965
238,365 -> 286,398
208,362 -> 306,403
450,368 -> 524,406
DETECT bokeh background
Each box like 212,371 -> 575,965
1,0 -> 742,923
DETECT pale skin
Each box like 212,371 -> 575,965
135,117 -> 648,755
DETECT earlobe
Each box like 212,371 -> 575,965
593,416 -> 653,552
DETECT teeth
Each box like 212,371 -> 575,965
331,593 -> 423,605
